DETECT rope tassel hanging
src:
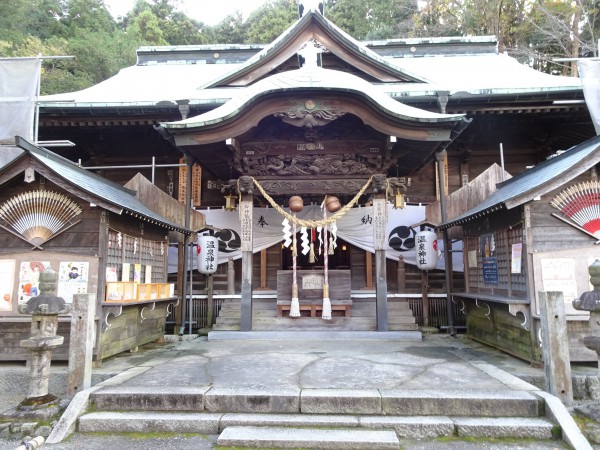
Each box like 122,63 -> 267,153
322,202 -> 331,320
322,195 -> 341,320
289,196 -> 304,318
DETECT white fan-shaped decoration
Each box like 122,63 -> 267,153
551,181 -> 600,237
0,191 -> 82,245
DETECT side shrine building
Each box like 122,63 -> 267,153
3,6 -> 596,363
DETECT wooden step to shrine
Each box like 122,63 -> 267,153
212,298 -> 418,332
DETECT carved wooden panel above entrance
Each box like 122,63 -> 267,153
229,114 -> 392,177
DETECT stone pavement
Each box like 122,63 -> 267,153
1,333 -> 599,449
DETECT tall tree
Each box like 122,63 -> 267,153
521,0 -> 599,75
326,0 -> 418,40
0,0 -> 66,42
63,0 -> 116,34
124,0 -> 206,45
246,0 -> 298,44
211,11 -> 248,44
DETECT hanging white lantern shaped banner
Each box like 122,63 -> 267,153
416,230 -> 439,271
197,235 -> 219,274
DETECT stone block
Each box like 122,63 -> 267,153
454,417 -> 554,439
301,389 -> 381,414
359,415 -> 454,438
217,425 -> 399,449
219,413 -> 359,432
205,387 -> 300,413
92,386 -> 208,411
79,411 -> 222,434
380,389 -> 540,417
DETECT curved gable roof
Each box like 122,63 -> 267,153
160,65 -> 467,144
202,10 -> 427,88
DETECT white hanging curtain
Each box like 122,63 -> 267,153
188,204 -> 461,269
0,58 -> 41,144
578,59 -> 600,135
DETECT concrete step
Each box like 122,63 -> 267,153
77,411 -> 555,444
90,386 -> 542,418
217,426 -> 400,449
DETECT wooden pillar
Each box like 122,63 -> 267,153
365,251 -> 373,289
227,258 -> 235,294
421,271 -> 429,326
436,150 -> 455,335
175,241 -> 184,330
239,176 -> 254,331
372,174 -> 388,331
396,256 -> 405,292
258,249 -> 268,290
206,274 -> 214,328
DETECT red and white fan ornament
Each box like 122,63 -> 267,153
551,181 -> 600,238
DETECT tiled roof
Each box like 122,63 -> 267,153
15,137 -> 191,233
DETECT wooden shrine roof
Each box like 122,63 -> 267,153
3,137 -> 194,234
438,134 -> 600,230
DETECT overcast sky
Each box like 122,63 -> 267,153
104,0 -> 269,25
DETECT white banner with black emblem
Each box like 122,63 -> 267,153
169,204 -> 463,272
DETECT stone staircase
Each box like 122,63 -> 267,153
213,297 -> 419,331
77,386 -> 557,449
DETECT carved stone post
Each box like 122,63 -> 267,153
539,291 -> 573,406
239,176 -> 254,331
17,268 -> 71,417
372,174 -> 388,331
67,293 -> 96,396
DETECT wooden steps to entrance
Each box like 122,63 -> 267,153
212,297 -> 418,331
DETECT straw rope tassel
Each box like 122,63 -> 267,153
322,203 -> 331,320
290,215 -> 300,317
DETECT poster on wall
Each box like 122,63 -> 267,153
511,243 -> 523,274
18,261 -> 51,303
0,259 -> 15,311
105,266 -> 118,282
122,263 -> 130,282
57,261 -> 89,303
133,264 -> 141,283
468,250 -> 478,268
481,233 -> 498,284
541,258 -> 578,304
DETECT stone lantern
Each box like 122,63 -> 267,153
573,259 -> 600,368
16,267 -> 71,417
